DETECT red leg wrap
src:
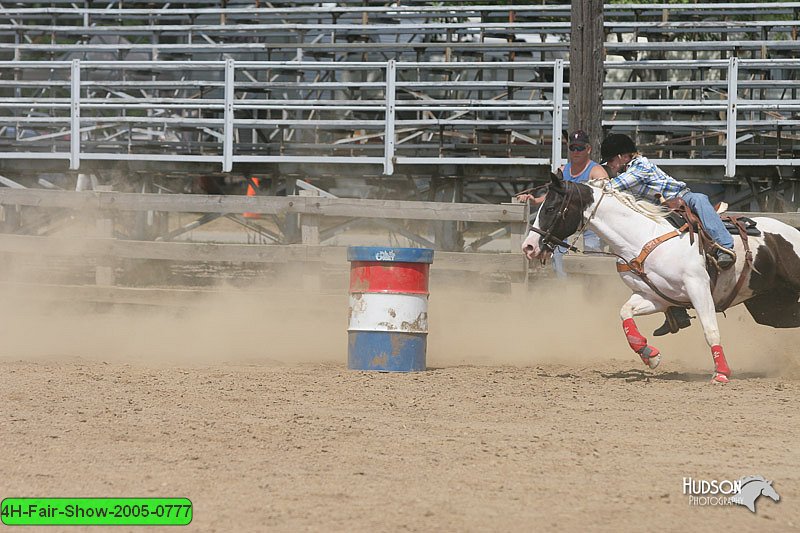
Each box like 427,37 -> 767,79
711,345 -> 731,377
622,318 -> 647,353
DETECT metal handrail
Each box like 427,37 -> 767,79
0,58 -> 798,176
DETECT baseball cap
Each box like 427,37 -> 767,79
600,133 -> 637,163
568,130 -> 590,146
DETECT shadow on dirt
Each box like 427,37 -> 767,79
597,368 -> 770,382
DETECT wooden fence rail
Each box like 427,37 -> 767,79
0,188 -> 523,223
0,189 -> 530,287
0,188 -> 797,289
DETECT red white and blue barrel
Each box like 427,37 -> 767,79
347,246 -> 434,372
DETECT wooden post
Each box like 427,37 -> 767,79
507,196 -> 530,294
433,179 -> 464,252
299,189 -> 320,245
0,204 -> 21,234
299,189 -> 321,292
94,185 -> 115,286
569,0 -> 605,151
283,177 -> 299,244
132,175 -> 152,240
507,196 -> 527,253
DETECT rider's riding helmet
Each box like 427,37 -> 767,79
600,133 -> 637,164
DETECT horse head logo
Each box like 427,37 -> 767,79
731,476 -> 780,513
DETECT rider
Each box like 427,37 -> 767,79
600,133 -> 736,335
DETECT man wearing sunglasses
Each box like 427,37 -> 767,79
517,130 -> 609,278
564,130 -> 610,183
548,130 -> 609,277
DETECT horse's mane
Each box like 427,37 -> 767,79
586,179 -> 671,222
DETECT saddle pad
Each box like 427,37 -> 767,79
723,216 -> 761,236
664,212 -> 761,236
665,212 -> 685,230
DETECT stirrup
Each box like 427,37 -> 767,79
709,244 -> 736,271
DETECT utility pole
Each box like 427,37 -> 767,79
569,0 -> 605,154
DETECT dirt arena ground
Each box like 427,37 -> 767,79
1,275 -> 798,532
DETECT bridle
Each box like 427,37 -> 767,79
528,179 -> 750,312
528,181 -> 590,254
530,181 -> 698,308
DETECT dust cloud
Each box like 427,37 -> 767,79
0,255 -> 796,377
0,282 -> 345,366
430,274 -> 799,376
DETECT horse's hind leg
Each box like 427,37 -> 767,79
685,279 -> 731,383
620,293 -> 666,369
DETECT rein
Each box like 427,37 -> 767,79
532,184 -> 693,307
532,183 -> 755,311
527,226 -> 580,253
533,183 -> 575,253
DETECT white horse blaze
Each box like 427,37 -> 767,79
521,209 -> 545,260
521,231 -> 541,261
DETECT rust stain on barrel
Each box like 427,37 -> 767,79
371,353 -> 389,366
350,277 -> 370,292
400,312 -> 428,332
390,335 -> 409,357
348,292 -> 366,322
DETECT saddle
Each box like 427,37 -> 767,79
617,195 -> 756,313
659,195 -> 756,310
723,216 -> 761,236
662,198 -> 761,237
660,195 -> 714,255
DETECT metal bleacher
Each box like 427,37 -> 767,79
0,1 -> 798,206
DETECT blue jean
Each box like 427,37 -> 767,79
682,191 -> 734,249
553,230 -> 602,278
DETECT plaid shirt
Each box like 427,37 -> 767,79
608,155 -> 687,203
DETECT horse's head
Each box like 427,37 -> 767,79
522,173 -> 593,262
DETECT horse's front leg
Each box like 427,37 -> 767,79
684,279 -> 731,384
620,293 -> 666,369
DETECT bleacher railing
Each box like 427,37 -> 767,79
0,58 -> 798,176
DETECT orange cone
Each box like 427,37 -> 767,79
244,177 -> 260,219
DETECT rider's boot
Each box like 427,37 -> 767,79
714,247 -> 736,270
653,307 -> 692,337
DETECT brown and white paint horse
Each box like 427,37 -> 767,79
522,173 -> 800,383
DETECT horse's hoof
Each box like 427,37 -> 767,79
648,354 -> 662,370
711,372 -> 730,384
638,345 -> 661,369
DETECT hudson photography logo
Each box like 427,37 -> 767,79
683,476 -> 781,513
